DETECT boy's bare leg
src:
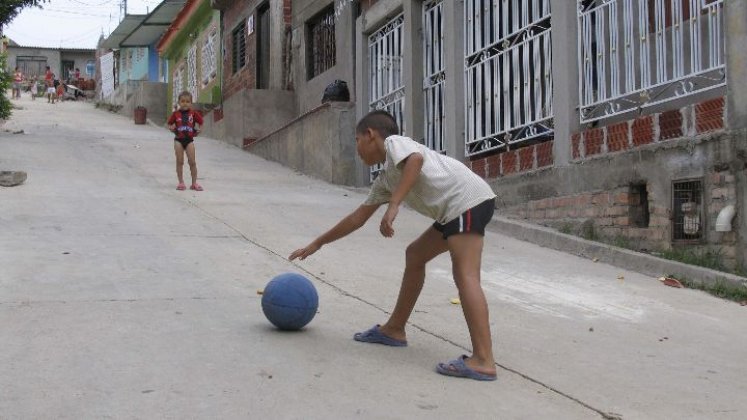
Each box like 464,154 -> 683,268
174,142 -> 185,184
185,142 -> 198,185
379,226 -> 449,341
446,233 -> 496,375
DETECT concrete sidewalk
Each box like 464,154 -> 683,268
1,96 -> 746,419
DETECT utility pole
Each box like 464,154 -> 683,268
120,0 -> 128,21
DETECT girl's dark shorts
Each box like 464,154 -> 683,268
174,137 -> 194,149
433,198 -> 495,239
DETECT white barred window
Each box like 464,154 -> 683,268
172,65 -> 184,109
202,30 -> 218,85
187,44 -> 198,99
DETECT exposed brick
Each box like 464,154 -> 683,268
607,122 -> 629,152
659,110 -> 683,140
632,115 -> 654,146
584,128 -> 604,156
487,154 -> 501,178
471,157 -> 487,178
501,151 -> 518,175
572,133 -> 582,159
614,192 -> 630,205
243,137 -> 257,147
518,147 -> 535,171
695,97 -> 725,133
213,107 -> 224,122
536,141 -> 553,167
591,192 -> 610,205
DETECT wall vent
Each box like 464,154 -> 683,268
672,179 -> 703,242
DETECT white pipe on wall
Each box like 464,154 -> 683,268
715,204 -> 736,232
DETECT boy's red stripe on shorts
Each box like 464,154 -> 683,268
466,209 -> 472,232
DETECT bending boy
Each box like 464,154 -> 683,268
289,110 -> 498,381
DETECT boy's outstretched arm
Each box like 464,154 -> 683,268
380,152 -> 424,237
289,203 -> 381,261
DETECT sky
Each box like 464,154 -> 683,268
2,0 -> 164,49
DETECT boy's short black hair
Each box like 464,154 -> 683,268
178,90 -> 193,101
356,110 -> 399,138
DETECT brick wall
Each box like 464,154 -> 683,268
222,0 -> 258,101
494,96 -> 740,269
571,97 -> 725,161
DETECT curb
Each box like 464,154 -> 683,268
488,216 -> 747,289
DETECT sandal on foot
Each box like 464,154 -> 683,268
176,183 -> 186,191
353,325 -> 407,347
190,183 -> 203,191
436,355 -> 497,381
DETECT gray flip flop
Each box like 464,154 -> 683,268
353,325 -> 407,347
436,355 -> 497,381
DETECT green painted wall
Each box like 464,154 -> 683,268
163,0 -> 222,112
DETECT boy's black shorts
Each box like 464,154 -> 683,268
433,198 -> 495,239
175,137 -> 194,149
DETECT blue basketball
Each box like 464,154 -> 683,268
261,273 -> 319,330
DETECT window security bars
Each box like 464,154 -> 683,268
308,7 -> 337,80
464,0 -> 554,157
202,30 -> 218,86
578,0 -> 725,124
672,179 -> 703,241
368,13 -> 406,179
187,44 -> 198,100
423,0 -> 446,153
172,66 -> 184,109
232,22 -> 247,74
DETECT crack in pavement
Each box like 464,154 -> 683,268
181,196 -> 623,420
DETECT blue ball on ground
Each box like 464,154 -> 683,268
261,273 -> 319,330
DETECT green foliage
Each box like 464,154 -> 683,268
0,53 -> 11,120
659,247 -> 725,272
0,0 -> 46,28
668,275 -> 747,303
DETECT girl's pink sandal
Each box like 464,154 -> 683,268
176,182 -> 186,190
190,183 -> 203,191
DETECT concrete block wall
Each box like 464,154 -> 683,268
244,101 -> 366,186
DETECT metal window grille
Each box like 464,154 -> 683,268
202,30 -> 217,85
423,0 -> 445,153
308,7 -> 336,79
578,0 -> 725,124
232,22 -> 247,73
187,44 -> 198,100
464,0 -> 554,157
672,179 -> 703,241
368,14 -> 406,180
172,65 -> 184,110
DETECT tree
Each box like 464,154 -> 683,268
0,1 -> 46,28
1,1 -> 47,120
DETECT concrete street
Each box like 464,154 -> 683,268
1,95 -> 746,419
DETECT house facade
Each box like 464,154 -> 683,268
155,0 -> 746,272
206,0 -> 295,147
5,43 -> 95,82
157,0 -> 222,117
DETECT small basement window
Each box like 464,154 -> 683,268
629,183 -> 650,228
672,179 -> 703,242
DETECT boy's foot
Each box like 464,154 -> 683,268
176,182 -> 186,190
436,355 -> 497,381
190,183 -> 203,191
353,325 -> 407,347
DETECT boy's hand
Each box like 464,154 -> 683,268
380,203 -> 399,237
289,241 -> 321,261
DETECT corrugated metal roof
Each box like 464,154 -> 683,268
120,0 -> 188,47
100,14 -> 147,49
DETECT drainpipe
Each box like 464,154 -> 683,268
715,204 -> 736,232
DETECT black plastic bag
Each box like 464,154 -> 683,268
321,79 -> 350,103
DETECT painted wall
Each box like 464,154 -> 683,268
118,47 -> 149,83
161,1 -> 222,112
